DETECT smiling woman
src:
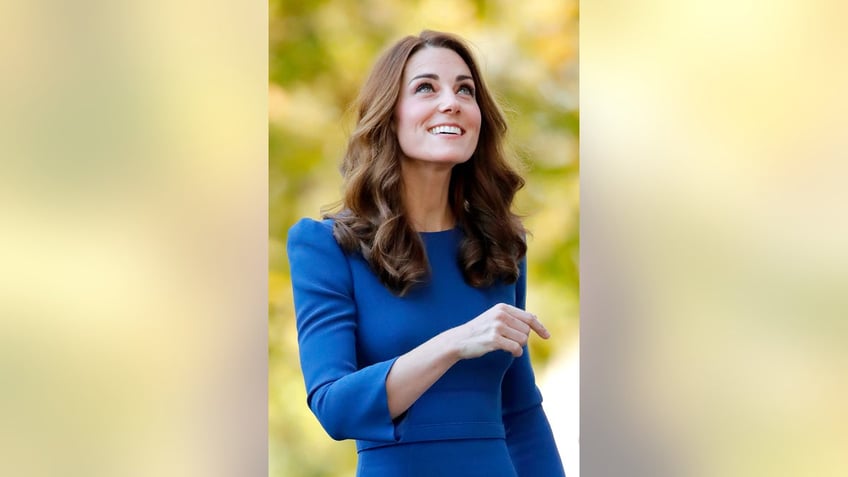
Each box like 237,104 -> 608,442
286,30 -> 567,477
329,31 -> 527,297
395,47 -> 481,166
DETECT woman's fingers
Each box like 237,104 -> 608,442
456,304 -> 551,360
504,315 -> 531,335
527,315 -> 550,339
498,304 -> 550,339
499,325 -> 529,348
495,334 -> 524,357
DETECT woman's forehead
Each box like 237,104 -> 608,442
403,47 -> 472,80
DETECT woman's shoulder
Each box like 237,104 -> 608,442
287,217 -> 355,289
287,217 -> 344,253
288,216 -> 335,239
287,216 -> 350,263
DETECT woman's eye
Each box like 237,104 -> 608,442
458,84 -> 475,96
415,83 -> 434,93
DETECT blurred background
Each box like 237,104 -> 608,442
268,1 -> 579,476
582,1 -> 848,476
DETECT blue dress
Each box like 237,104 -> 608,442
287,218 -> 566,477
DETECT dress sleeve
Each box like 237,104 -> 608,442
501,258 -> 567,476
287,218 -> 399,442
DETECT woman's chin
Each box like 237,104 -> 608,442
405,155 -> 473,166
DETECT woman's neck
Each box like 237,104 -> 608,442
400,160 -> 455,232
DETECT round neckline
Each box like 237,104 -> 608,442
418,226 -> 459,236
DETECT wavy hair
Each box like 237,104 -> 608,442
326,30 -> 527,296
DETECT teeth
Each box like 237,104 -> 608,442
428,125 -> 462,135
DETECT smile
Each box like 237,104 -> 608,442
428,125 -> 463,135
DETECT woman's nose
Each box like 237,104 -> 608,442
438,91 -> 461,113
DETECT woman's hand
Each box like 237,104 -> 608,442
452,303 -> 550,360
385,303 -> 549,418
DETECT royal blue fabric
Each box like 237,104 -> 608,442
287,218 -> 565,477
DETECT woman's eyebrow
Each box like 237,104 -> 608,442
408,73 -> 474,84
409,73 -> 438,84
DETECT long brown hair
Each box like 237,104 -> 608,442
327,30 -> 527,296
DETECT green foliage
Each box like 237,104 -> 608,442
270,1 -> 578,475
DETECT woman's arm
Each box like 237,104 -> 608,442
500,259 -> 566,476
386,303 -> 550,419
289,219 -> 401,442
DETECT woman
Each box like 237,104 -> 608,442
287,30 -> 566,477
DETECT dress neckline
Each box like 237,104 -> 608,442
418,226 -> 458,236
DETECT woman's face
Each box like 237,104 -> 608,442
394,47 -> 481,166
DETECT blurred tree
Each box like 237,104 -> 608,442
270,1 -> 578,475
